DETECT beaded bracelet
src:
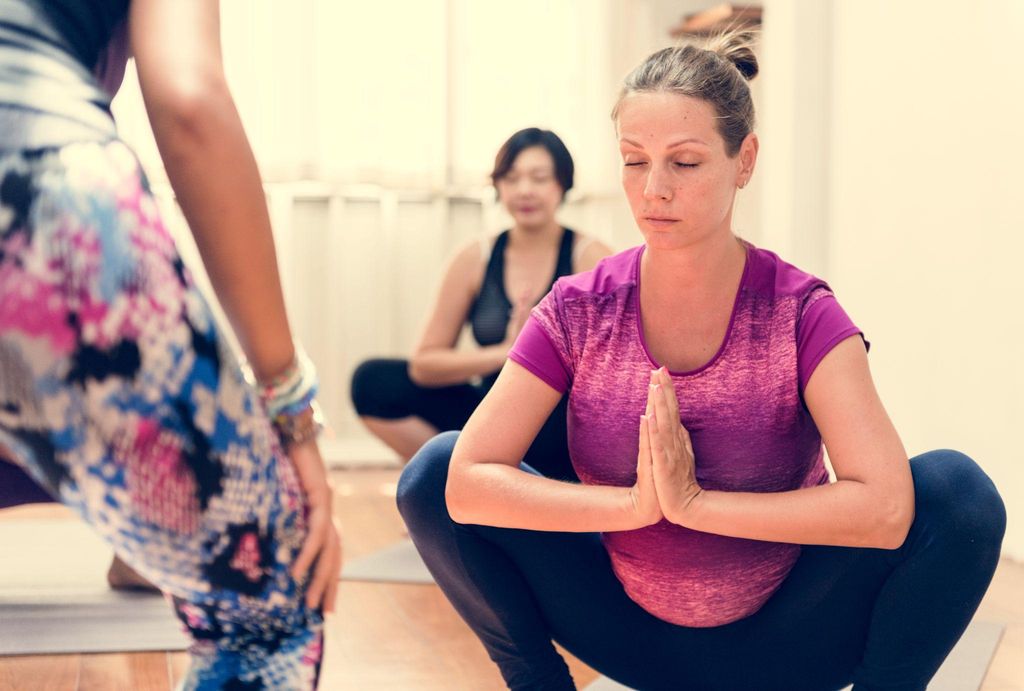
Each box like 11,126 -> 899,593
272,399 -> 325,449
260,347 -> 319,419
254,346 -> 325,448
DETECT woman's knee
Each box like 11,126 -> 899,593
350,358 -> 409,416
396,430 -> 460,523
910,449 -> 1006,547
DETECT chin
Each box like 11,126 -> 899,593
639,227 -> 693,250
517,214 -> 552,229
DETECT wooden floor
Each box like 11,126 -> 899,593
1,467 -> 1021,690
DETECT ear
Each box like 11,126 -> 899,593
737,132 -> 759,188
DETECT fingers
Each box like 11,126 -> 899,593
287,440 -> 335,582
637,414 -> 652,473
652,368 -> 693,456
291,510 -> 327,581
647,390 -> 666,462
322,520 -> 343,614
323,573 -> 339,615
650,382 -> 675,453
657,368 -> 681,422
304,521 -> 340,610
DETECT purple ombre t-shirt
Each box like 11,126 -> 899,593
508,242 -> 866,628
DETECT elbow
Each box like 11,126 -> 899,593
875,496 -> 915,550
444,472 -> 472,525
408,354 -> 441,387
407,357 -> 428,386
150,76 -> 233,146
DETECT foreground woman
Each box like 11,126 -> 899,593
397,30 -> 1005,691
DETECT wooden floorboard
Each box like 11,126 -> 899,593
1,467 -> 1020,689
78,652 -> 171,691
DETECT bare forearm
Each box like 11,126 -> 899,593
409,345 -> 508,387
150,90 -> 294,381
447,463 -> 643,532
680,480 -> 913,549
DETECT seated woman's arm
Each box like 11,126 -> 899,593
408,241 -> 516,386
446,360 -> 662,531
659,336 -> 915,549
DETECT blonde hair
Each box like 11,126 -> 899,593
612,29 -> 759,156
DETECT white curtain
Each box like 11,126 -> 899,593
108,0 -> 714,460
114,0 -> 630,195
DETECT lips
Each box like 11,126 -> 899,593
644,216 -> 679,228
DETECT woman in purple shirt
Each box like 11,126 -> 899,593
397,30 -> 1005,690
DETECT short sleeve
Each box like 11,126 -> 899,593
507,285 -> 574,393
797,288 -> 870,393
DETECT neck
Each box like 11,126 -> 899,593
508,219 -> 563,249
642,231 -> 746,298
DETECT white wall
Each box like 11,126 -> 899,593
761,0 -> 1024,558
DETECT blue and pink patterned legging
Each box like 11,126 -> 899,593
0,140 -> 323,689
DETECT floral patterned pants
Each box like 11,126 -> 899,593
0,141 -> 322,689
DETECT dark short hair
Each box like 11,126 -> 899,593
490,128 -> 574,200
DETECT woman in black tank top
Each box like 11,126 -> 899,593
351,129 -> 611,481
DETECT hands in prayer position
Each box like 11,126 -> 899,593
631,367 -> 704,528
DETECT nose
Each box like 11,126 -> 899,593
642,166 -> 673,201
514,177 -> 536,196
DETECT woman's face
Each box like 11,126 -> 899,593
495,146 -> 564,230
616,91 -> 757,250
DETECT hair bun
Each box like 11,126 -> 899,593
704,28 -> 759,81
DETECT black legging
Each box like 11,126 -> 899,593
397,432 -> 1006,691
350,358 -> 577,482
0,457 -> 54,508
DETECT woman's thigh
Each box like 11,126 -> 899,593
351,357 -> 485,431
469,518 -> 890,690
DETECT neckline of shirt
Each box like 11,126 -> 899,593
632,239 -> 753,378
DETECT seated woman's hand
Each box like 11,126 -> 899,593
502,290 -> 534,349
647,368 -> 703,526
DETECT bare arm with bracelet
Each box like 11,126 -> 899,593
129,0 -> 341,612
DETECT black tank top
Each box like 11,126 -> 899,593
469,227 -> 575,348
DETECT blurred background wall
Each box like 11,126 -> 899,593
111,0 -> 1023,559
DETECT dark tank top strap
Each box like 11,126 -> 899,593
551,227 -> 575,285
486,229 -> 510,298
469,231 -> 512,348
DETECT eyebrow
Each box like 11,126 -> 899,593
508,166 -> 554,174
619,136 -> 709,149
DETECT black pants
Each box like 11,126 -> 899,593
351,358 -> 577,482
398,432 -> 1006,691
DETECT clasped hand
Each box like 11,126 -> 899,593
629,367 -> 703,527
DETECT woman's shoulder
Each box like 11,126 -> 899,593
744,242 -> 830,301
569,230 -> 615,272
443,235 -> 494,296
553,244 -> 641,301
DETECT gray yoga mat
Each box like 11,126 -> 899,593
584,619 -> 1004,691
341,538 -> 435,584
0,519 -> 188,655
